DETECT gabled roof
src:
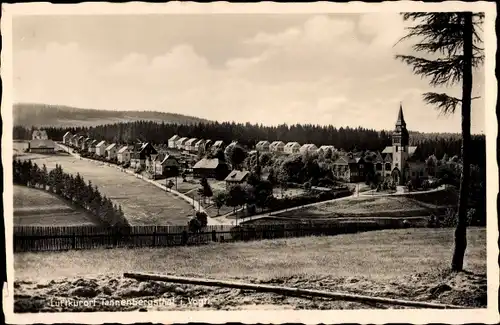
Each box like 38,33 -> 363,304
373,151 -> 384,163
185,138 -> 198,146
318,145 -> 335,151
177,137 -> 189,143
224,170 -> 250,182
77,135 -> 84,141
195,139 -> 206,146
96,140 -> 107,147
168,135 -> 180,141
89,139 -> 98,146
63,131 -> 72,137
270,140 -> 285,146
333,156 -> 352,165
193,158 -> 225,169
212,140 -> 224,147
384,153 -> 393,162
301,143 -> 317,150
105,143 -> 116,151
117,146 -> 130,153
158,154 -> 177,165
285,142 -> 301,148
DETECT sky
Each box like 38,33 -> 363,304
12,14 -> 485,133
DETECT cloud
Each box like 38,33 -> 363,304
13,14 -> 485,133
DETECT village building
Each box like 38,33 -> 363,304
203,140 -> 213,153
117,146 -> 131,164
269,141 -> 285,153
211,140 -> 225,152
32,130 -> 49,140
381,105 -> 426,185
75,135 -> 85,149
192,158 -> 229,180
284,142 -> 301,154
62,131 -> 72,145
70,134 -> 79,147
168,135 -> 180,149
224,170 -> 250,190
95,140 -> 107,156
176,137 -> 189,150
105,143 -> 118,160
300,143 -> 318,154
130,142 -> 158,169
256,140 -> 271,152
184,138 -> 198,152
372,151 -> 385,179
151,153 -> 180,178
317,145 -> 336,154
88,140 -> 98,153
332,154 -> 366,183
81,137 -> 92,151
194,139 -> 206,154
28,139 -> 56,154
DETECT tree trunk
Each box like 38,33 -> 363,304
451,12 -> 473,272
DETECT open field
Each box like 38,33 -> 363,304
15,150 -> 195,225
14,228 -> 486,311
273,189 -> 457,220
13,185 -> 101,226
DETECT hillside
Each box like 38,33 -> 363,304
13,103 -> 210,127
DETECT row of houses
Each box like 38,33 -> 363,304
167,135 -> 225,154
62,132 -> 180,178
255,141 -> 335,155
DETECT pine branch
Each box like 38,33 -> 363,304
422,92 -> 462,115
395,54 -> 463,86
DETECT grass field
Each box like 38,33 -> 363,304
16,149 -> 195,225
14,228 -> 486,311
13,185 -> 101,226
274,190 -> 457,220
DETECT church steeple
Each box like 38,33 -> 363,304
396,102 -> 406,127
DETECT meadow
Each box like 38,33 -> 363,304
13,185 -> 100,226
15,147 -> 195,225
14,228 -> 486,311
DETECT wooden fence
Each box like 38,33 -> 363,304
14,219 -> 423,252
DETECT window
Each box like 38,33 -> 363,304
376,163 -> 382,171
359,164 -> 364,169
396,146 -> 399,152
395,163 -> 398,168
385,163 -> 391,171
420,171 -> 424,177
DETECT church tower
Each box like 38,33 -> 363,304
392,103 -> 409,184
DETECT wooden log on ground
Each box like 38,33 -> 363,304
123,272 -> 463,309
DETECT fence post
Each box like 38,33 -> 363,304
181,230 -> 188,245
72,232 -> 76,249
212,230 -> 217,242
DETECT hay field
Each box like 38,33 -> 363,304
16,153 -> 195,225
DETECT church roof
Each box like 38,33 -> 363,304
382,146 -> 417,155
396,103 -> 406,126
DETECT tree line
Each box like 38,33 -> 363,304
13,159 -> 130,228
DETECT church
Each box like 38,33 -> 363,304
381,104 -> 427,185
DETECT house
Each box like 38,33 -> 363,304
32,130 -> 49,140
168,135 -> 180,149
203,140 -> 213,153
176,137 -> 189,150
192,158 -> 229,180
381,104 -> 426,185
130,142 -> 158,169
88,140 -> 98,153
300,143 -> 318,154
75,135 -> 85,149
117,146 -> 131,164
152,153 -> 180,178
224,170 -> 250,190
95,140 -> 107,156
105,143 -> 118,160
62,131 -> 72,144
269,141 -> 285,153
81,138 -> 92,151
317,145 -> 336,154
184,138 -> 198,152
194,139 -> 206,154
70,134 -> 79,147
28,139 -> 56,154
332,154 -> 366,183
255,140 -> 271,152
284,142 -> 301,154
211,140 -> 225,151
372,151 -> 385,179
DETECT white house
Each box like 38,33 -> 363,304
32,130 -> 49,140
176,137 -> 189,150
95,140 -> 107,156
105,143 -> 118,160
184,138 -> 198,152
212,140 -> 225,151
168,135 -> 180,149
62,131 -> 72,144
88,140 -> 98,153
270,141 -> 285,153
300,143 -> 318,154
256,140 -> 271,152
117,146 -> 131,163
317,145 -> 336,154
194,139 -> 206,153
284,142 -> 301,154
